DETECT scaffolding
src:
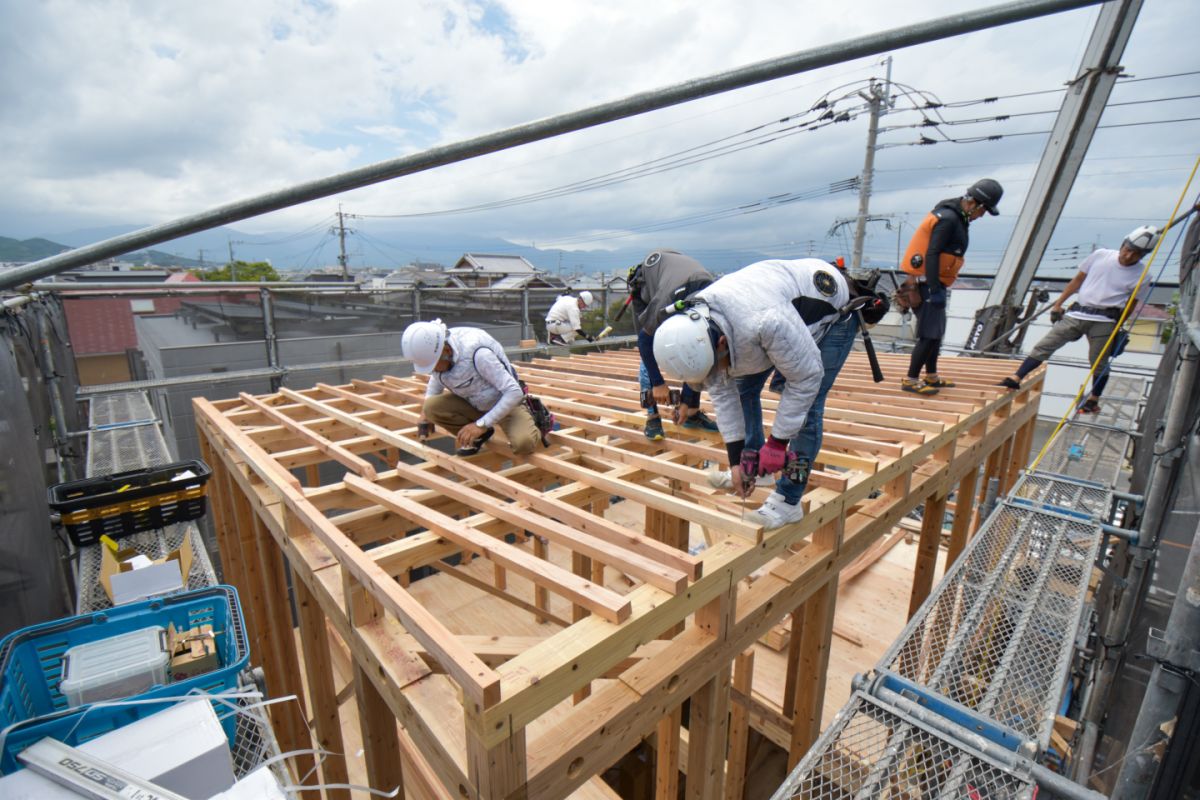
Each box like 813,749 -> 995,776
775,390 -> 1142,799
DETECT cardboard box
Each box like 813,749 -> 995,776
168,622 -> 220,681
0,700 -> 235,798
100,534 -> 193,605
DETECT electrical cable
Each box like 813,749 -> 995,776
1027,155 -> 1199,474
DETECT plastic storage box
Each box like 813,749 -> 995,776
48,459 -> 212,546
60,626 -> 170,707
0,586 -> 248,774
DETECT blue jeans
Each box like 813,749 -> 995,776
736,314 -> 860,503
638,362 -> 699,415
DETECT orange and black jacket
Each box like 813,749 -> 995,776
901,197 -> 970,287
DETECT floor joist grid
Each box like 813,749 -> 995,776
193,347 -> 1042,800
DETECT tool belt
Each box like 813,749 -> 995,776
1068,303 -> 1123,321
516,379 -> 555,447
893,275 -> 923,312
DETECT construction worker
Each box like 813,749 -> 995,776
999,225 -> 1158,413
402,320 -> 541,456
653,259 -> 847,529
627,249 -> 719,440
711,260 -> 891,499
900,178 -> 1003,395
545,290 -> 595,345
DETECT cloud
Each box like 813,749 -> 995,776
0,0 -> 1195,273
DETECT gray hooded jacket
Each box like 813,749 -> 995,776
692,259 -> 848,442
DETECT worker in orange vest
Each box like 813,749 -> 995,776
899,178 -> 1003,395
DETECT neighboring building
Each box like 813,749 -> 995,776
447,253 -> 563,289
61,270 -> 202,385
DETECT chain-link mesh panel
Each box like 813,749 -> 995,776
1011,472 -> 1111,520
879,504 -> 1100,747
773,692 -> 1035,800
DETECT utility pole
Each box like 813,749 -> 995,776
227,238 -> 239,281
334,204 -> 353,280
197,249 -> 206,269
850,57 -> 892,272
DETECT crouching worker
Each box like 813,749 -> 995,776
627,249 -> 718,440
402,320 -> 541,456
653,260 -> 829,529
998,225 -> 1156,414
545,290 -> 595,345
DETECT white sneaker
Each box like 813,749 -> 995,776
747,491 -> 805,530
707,469 -> 774,490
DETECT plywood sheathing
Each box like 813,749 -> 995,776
194,348 -> 1042,799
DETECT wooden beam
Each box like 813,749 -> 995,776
240,391 -> 378,479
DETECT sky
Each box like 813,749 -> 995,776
1,0 -> 1197,275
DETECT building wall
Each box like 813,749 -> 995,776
76,353 -> 132,385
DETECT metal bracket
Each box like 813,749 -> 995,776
1146,627 -> 1200,674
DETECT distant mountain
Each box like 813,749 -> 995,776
0,236 -> 70,261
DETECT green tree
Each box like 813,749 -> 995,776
193,260 -> 279,282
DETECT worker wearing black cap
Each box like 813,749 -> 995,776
899,178 -> 1003,395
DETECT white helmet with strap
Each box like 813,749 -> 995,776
578,290 -> 594,307
653,305 -> 715,385
402,319 -> 447,374
1123,225 -> 1159,254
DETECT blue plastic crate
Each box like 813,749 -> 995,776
0,585 -> 249,773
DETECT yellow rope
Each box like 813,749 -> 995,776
1026,154 -> 1200,474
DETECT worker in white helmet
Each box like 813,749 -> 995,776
545,290 -> 595,345
401,320 -> 541,455
653,259 -> 845,529
999,225 -> 1158,414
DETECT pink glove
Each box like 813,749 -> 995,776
757,437 -> 788,476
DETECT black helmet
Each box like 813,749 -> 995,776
966,178 -> 1003,216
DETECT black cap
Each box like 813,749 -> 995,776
966,178 -> 1003,216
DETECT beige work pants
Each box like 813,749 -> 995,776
423,393 -> 542,455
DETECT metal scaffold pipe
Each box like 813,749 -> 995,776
0,0 -> 1103,292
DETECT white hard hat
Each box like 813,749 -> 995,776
578,290 -> 594,307
653,306 -> 715,385
1123,225 -> 1159,254
402,319 -> 447,374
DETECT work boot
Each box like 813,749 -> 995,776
747,491 -> 805,530
998,377 -> 1020,390
456,426 -> 494,456
644,417 -> 665,441
1077,398 -> 1101,415
924,374 -> 955,388
707,469 -> 774,490
548,334 -> 568,346
682,410 -> 719,432
901,377 -> 939,396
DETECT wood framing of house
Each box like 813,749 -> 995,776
193,348 -> 1042,799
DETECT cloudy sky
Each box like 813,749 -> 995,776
1,0 -> 1197,274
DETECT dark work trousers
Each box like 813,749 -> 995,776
907,283 -> 947,379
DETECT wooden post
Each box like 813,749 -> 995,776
786,577 -> 837,768
533,536 -> 550,623
908,492 -> 948,618
946,467 -> 979,569
467,728 -> 527,800
724,650 -> 755,800
289,533 -> 350,799
572,551 -> 592,704
685,665 -> 731,800
655,707 -> 682,800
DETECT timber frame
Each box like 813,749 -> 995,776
193,348 -> 1042,799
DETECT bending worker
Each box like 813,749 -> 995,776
653,259 -> 844,529
998,225 -> 1158,414
900,178 -> 1003,395
402,319 -> 540,456
545,290 -> 595,345
627,249 -> 719,441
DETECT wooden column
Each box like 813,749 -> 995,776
724,650 -> 755,800
572,551 -> 592,704
533,536 -> 550,623
467,729 -> 527,800
786,577 -> 837,768
289,518 -> 350,799
655,707 -> 682,800
946,467 -> 979,569
685,665 -> 732,800
908,491 -> 948,618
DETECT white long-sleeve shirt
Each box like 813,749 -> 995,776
424,327 -> 524,428
545,294 -> 582,334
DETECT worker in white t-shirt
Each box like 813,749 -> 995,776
998,225 -> 1156,413
545,291 -> 595,344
